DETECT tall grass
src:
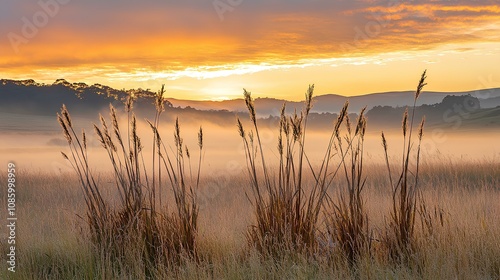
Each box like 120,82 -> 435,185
324,107 -> 371,266
7,162 -> 500,279
381,70 -> 427,262
57,87 -> 203,276
237,71 -> 433,266
41,70 -> 496,278
236,86 -> 360,256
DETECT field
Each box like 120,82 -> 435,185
0,160 -> 499,279
1,77 -> 500,279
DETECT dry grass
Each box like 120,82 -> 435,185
324,106 -> 371,266
237,85 -> 350,256
1,163 -> 499,279
1,72 -> 499,279
381,70 -> 427,263
56,86 -> 203,277
235,71 -> 429,266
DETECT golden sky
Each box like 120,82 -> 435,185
1,0 -> 500,100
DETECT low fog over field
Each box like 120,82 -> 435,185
1,79 -> 500,279
1,108 -> 499,174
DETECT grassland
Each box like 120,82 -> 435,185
0,159 -> 499,279
1,73 -> 500,279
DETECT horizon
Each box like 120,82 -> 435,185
3,77 -> 500,102
1,1 -> 500,100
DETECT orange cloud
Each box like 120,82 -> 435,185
1,1 -> 499,93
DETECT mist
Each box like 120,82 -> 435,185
2,111 -> 499,176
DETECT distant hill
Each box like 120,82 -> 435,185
168,89 -> 500,116
1,78 -> 500,132
366,94 -> 500,130
0,79 -> 169,117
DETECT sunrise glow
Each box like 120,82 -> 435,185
1,0 -> 499,100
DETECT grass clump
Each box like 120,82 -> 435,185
324,106 -> 372,266
237,85 -> 359,257
381,70 -> 428,263
57,86 -> 203,277
237,71 -> 433,268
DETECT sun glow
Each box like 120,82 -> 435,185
3,41 -> 498,101
1,1 -> 499,100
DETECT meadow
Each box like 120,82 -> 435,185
1,160 -> 499,279
1,73 -> 500,279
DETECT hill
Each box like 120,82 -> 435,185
1,78 -> 500,132
167,89 -> 500,116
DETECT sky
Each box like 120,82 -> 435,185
1,0 -> 500,100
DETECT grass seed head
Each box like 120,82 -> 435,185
57,112 -> 72,144
237,118 -> 246,138
198,126 -> 203,150
82,129 -> 87,150
156,85 -> 166,113
61,151 -> 69,160
415,70 -> 427,100
355,107 -> 367,137
283,117 -> 290,137
175,118 -> 181,146
126,95 -> 134,112
249,130 -> 254,145
279,103 -> 286,132
136,133 -> 142,153
243,89 -> 256,125
402,108 -> 408,137
305,84 -> 314,115
93,124 -> 106,149
110,105 -> 124,146
418,117 -> 425,141
346,114 -> 352,135
334,101 -> 349,135
291,110 -> 303,141
360,117 -> 367,138
381,132 -> 388,152
61,104 -> 72,127
278,133 -> 283,155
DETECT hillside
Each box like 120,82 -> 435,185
1,79 -> 500,132
167,89 -> 500,116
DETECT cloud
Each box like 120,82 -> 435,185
1,0 -> 499,80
